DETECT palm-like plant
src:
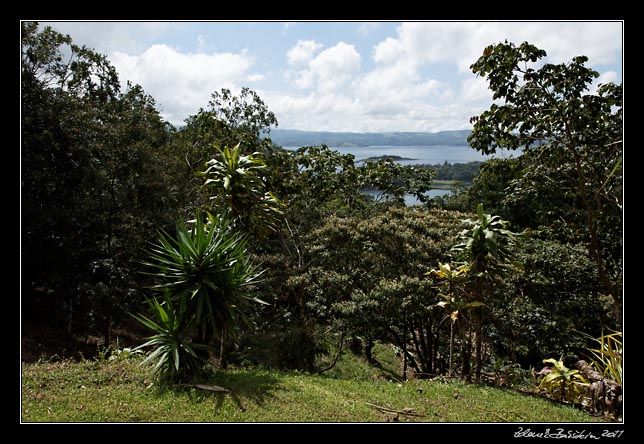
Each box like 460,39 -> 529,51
451,203 -> 523,382
139,210 -> 267,372
130,290 -> 210,381
452,203 -> 522,279
200,143 -> 284,239
428,262 -> 479,376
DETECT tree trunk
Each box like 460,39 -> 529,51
432,330 -> 440,375
461,330 -> 472,381
365,336 -> 374,364
474,309 -> 483,384
219,329 -> 228,369
449,319 -> 455,376
402,316 -> 408,381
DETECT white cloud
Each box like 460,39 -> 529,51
309,42 -> 361,92
286,41 -> 361,93
197,35 -> 208,51
589,70 -> 620,95
265,89 -> 479,133
252,22 -> 622,132
246,73 -> 266,82
376,21 -> 623,74
54,21 -> 621,133
355,62 -> 449,116
41,21 -> 176,55
110,44 -> 258,124
373,37 -> 404,65
286,40 -> 323,67
460,76 -> 494,104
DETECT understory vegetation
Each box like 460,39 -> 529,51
21,23 -> 622,422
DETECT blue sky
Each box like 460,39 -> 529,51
40,21 -> 623,132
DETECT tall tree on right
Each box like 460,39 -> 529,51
467,41 -> 623,327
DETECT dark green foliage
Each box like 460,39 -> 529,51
449,204 -> 524,382
468,41 -> 622,325
300,207 -> 469,376
21,22 -> 177,341
487,237 -> 612,366
421,161 -> 482,183
21,22 -> 622,402
141,211 -> 266,344
130,291 -> 211,382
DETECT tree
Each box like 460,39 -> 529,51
171,87 -> 280,220
467,41 -> 622,326
451,203 -> 523,382
428,262 -> 477,376
301,207 -> 469,377
200,143 -> 284,240
22,22 -> 178,343
207,87 -> 278,147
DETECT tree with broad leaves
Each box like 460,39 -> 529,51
199,143 -> 285,240
451,203 -> 523,383
22,22 -> 176,344
468,41 -> 622,327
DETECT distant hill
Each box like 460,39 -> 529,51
264,129 -> 471,147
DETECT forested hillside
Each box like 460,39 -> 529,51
21,23 -> 623,420
266,128 -> 471,147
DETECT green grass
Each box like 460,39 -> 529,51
21,345 -> 602,423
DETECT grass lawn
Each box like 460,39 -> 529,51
21,344 -> 605,424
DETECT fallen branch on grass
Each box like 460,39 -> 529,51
179,384 -> 231,393
366,402 -> 425,417
178,384 -> 246,411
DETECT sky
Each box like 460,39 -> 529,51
39,21 -> 623,133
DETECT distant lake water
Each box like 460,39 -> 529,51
283,145 -> 519,205
284,145 -> 517,166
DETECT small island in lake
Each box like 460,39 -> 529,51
357,154 -> 417,163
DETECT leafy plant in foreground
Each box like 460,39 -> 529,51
139,210 -> 267,371
580,328 -> 622,386
538,358 -> 589,403
131,291 -> 210,381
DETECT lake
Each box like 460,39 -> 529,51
284,145 -> 516,166
283,145 -> 518,205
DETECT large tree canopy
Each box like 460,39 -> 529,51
21,22 -> 176,341
467,41 -> 622,326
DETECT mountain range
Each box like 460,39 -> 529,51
264,129 -> 471,147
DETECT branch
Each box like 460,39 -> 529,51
317,331 -> 345,374
179,383 -> 231,393
366,402 -> 425,417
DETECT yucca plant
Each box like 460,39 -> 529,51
131,290 -> 210,382
138,210 -> 267,373
538,358 -> 589,403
